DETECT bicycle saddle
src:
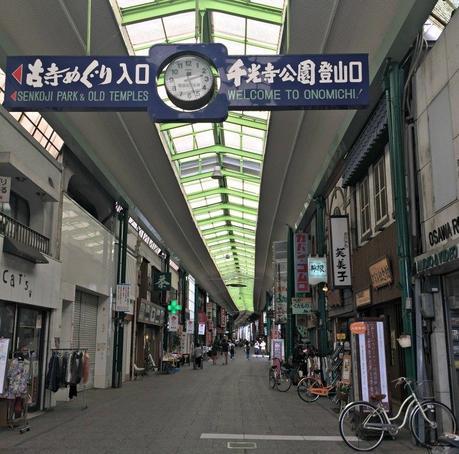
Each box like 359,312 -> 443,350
370,394 -> 386,401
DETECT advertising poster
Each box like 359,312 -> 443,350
0,338 -> 9,394
271,339 -> 285,361
198,323 -> 206,335
354,319 -> 389,410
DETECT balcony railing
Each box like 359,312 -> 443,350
0,211 -> 50,255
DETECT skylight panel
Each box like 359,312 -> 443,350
226,177 -> 243,190
247,20 -> 280,46
173,135 -> 194,153
125,18 -> 164,46
243,181 -> 260,194
193,123 -> 214,132
246,44 -> 275,55
242,126 -> 265,139
195,131 -> 215,148
212,12 -> 245,38
223,122 -> 241,133
213,38 -> 245,55
183,182 -> 202,194
169,125 -> 193,138
117,0 -> 151,7
163,12 -> 196,41
242,135 -> 264,153
250,0 -> 286,8
228,196 -> 243,205
224,131 -> 241,149
243,199 -> 259,209
200,178 -> 220,190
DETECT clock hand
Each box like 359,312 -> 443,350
186,76 -> 196,96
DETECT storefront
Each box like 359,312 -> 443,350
0,301 -> 47,411
136,298 -> 165,367
414,237 -> 459,417
351,223 -> 405,404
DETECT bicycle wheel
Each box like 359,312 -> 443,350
297,377 -> 320,402
276,370 -> 292,392
410,400 -> 457,448
339,401 -> 385,451
269,367 -> 276,389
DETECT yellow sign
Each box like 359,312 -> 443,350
369,257 -> 393,289
355,288 -> 371,307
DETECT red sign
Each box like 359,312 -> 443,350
294,233 -> 309,293
350,321 -> 366,335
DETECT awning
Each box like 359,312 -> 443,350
342,97 -> 388,187
3,236 -> 49,264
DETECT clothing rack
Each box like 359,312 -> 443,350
49,349 -> 88,410
2,349 -> 31,433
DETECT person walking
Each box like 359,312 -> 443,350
254,340 -> 260,357
193,343 -> 203,369
221,337 -> 229,365
230,341 -> 235,360
245,341 -> 250,360
260,339 -> 266,357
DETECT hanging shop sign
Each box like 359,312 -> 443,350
0,338 -> 10,394
0,177 -> 11,203
369,257 -> 392,289
341,354 -> 352,384
291,297 -> 312,314
168,314 -> 179,332
294,232 -> 309,293
186,320 -> 194,334
295,315 -> 309,339
271,339 -> 285,361
152,272 -> 171,291
355,288 -> 371,308
198,322 -> 206,336
167,299 -> 182,314
350,321 -> 367,335
4,44 -> 369,123
115,284 -> 132,312
307,256 -> 327,285
330,216 -> 352,287
353,319 -> 389,410
138,298 -> 165,326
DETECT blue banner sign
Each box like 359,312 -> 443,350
4,44 -> 369,123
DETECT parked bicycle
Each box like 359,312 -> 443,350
339,377 -> 457,451
268,358 -> 292,392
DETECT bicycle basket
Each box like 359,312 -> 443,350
414,380 -> 434,400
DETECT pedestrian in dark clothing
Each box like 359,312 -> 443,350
230,342 -> 235,359
221,338 -> 229,365
245,341 -> 250,360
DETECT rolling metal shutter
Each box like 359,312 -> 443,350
72,290 -> 98,388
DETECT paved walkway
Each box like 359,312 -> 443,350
0,349 -> 422,453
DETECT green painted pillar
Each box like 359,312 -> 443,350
286,227 -> 295,360
385,62 -> 416,380
315,197 -> 328,355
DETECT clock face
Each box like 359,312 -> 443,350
164,54 -> 215,110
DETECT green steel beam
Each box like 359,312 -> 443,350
206,234 -> 255,246
198,215 -> 257,227
227,113 -> 268,131
171,145 -> 263,162
187,187 -> 259,202
208,241 -> 255,251
121,0 -> 283,26
180,169 -> 260,184
193,202 -> 257,216
201,225 -> 256,236
212,32 -> 277,51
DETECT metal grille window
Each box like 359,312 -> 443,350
359,176 -> 371,239
373,156 -> 388,225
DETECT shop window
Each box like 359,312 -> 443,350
373,156 -> 388,226
2,191 -> 31,226
359,176 -> 371,240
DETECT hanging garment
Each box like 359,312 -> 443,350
69,351 -> 83,385
76,351 -> 83,384
68,383 -> 78,399
60,352 -> 69,386
66,352 -> 72,384
45,353 -> 61,392
82,352 -> 90,385
2,358 -> 30,399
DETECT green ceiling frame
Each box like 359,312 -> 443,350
117,0 -> 287,312
198,215 -> 257,227
201,225 -> 256,237
187,187 -> 259,202
121,0 -> 284,26
180,169 -> 261,184
193,202 -> 257,216
171,145 -> 263,162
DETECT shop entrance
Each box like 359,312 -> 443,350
0,301 -> 46,411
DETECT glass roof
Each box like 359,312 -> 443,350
114,0 -> 287,312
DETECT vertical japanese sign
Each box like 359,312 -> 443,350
307,257 -> 327,285
186,320 -> 194,334
0,177 -> 11,203
294,232 -> 309,293
355,320 -> 389,410
198,323 -> 206,335
168,314 -> 179,332
273,241 -> 288,324
115,284 -> 132,312
330,216 -> 352,287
